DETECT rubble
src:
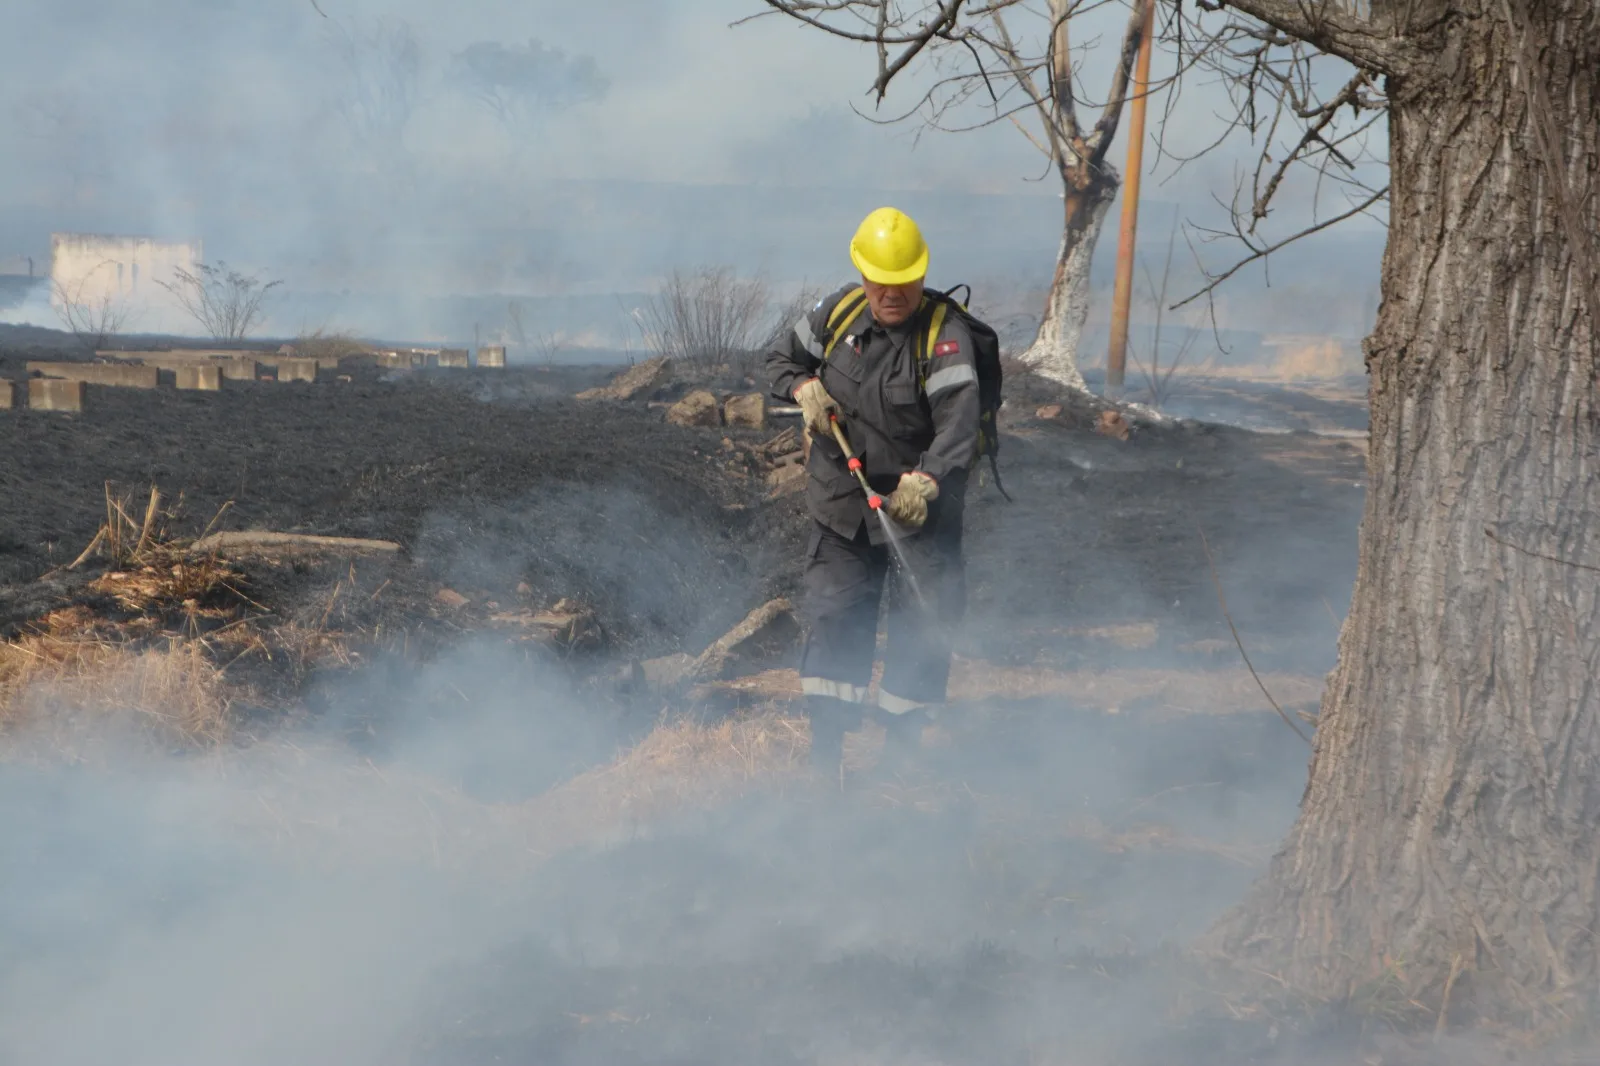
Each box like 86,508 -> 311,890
575,356 -> 674,401
723,393 -> 767,428
666,390 -> 721,427
490,598 -> 603,651
759,427 -> 800,459
434,588 -> 470,609
1096,409 -> 1131,441
1036,403 -> 1064,420
766,463 -> 805,496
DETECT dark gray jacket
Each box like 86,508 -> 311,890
767,284 -> 982,544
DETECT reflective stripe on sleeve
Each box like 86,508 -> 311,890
924,363 -> 977,397
795,317 -> 824,359
877,690 -> 925,716
801,676 -> 870,703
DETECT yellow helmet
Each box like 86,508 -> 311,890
849,207 -> 929,286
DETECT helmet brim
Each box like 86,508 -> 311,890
851,244 -> 929,286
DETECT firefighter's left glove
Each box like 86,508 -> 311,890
794,378 -> 840,438
886,472 -> 939,530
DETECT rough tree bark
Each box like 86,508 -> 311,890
1213,0 -> 1600,1024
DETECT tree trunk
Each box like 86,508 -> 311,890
1019,166 -> 1119,390
1213,3 -> 1600,1025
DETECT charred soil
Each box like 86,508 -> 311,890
0,343 -> 1404,1064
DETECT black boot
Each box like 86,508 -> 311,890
806,696 -> 858,778
874,710 -> 927,778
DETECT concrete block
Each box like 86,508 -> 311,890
0,380 -> 13,408
477,345 -> 506,368
27,361 -> 158,389
279,358 -> 318,383
438,348 -> 470,369
29,378 -> 86,412
176,365 -> 223,391
216,356 -> 258,381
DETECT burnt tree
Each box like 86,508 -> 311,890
1201,0 -> 1600,1023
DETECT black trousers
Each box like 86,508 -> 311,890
797,518 -> 965,727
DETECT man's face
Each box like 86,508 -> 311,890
863,277 -> 924,327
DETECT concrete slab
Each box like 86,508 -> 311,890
27,362 -> 159,389
29,378 -> 86,412
216,356 -> 258,381
279,358 -> 318,383
0,380 -> 14,409
477,345 -> 506,368
439,348 -> 470,369
176,365 -> 223,391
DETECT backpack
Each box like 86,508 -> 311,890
820,284 -> 1010,500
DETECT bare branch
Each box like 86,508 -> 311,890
1214,0 -> 1426,75
1172,185 -> 1388,309
1086,0 -> 1153,165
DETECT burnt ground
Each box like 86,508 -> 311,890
0,329 -> 1401,1065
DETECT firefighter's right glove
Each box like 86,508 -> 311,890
794,378 -> 840,438
885,471 -> 939,530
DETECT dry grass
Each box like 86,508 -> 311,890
506,709 -> 810,856
0,631 -> 234,751
203,708 -> 814,871
0,484 -> 259,751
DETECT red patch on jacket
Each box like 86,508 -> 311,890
934,339 -> 961,356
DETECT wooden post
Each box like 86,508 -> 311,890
1105,0 -> 1156,395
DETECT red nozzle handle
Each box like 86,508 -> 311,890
847,457 -> 862,472
868,495 -> 883,510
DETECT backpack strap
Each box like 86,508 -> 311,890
821,287 -> 868,359
917,300 -> 951,390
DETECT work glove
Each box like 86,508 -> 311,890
885,471 -> 939,529
794,378 -> 840,438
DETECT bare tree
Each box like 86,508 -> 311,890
640,268 -> 771,371
506,299 -> 564,364
744,0 -> 1165,390
329,16 -> 423,153
158,262 -> 282,343
1133,0 -> 1600,1027
52,261 -> 138,351
448,39 -> 608,128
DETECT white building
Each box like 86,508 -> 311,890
50,233 -> 203,335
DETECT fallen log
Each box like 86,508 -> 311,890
189,531 -> 402,555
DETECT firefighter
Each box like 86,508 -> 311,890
767,207 -> 981,778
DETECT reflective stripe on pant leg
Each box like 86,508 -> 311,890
877,690 -> 924,716
801,677 -> 870,703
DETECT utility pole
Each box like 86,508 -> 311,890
1105,0 -> 1155,396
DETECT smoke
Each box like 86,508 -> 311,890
0,371 -> 1377,1062
0,0 -> 1383,351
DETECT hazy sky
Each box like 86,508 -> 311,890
0,0 -> 1387,342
